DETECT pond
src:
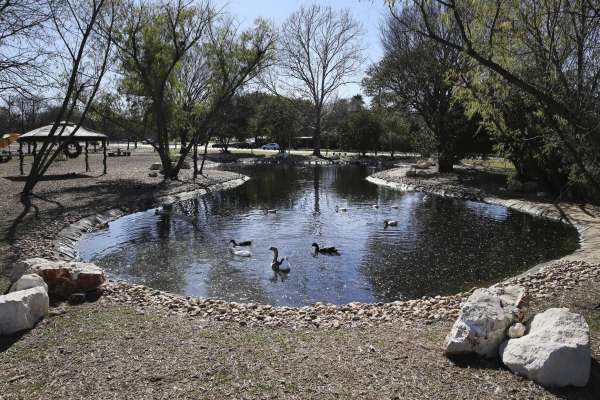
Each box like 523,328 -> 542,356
79,164 -> 579,306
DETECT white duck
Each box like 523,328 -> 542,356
335,205 -> 348,212
384,219 -> 399,228
229,241 -> 252,257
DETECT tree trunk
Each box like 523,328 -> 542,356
438,154 -> 454,173
199,141 -> 209,175
313,111 -> 321,156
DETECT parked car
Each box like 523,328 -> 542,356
211,143 -> 225,149
260,143 -> 280,151
230,142 -> 252,149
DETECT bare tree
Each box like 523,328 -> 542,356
22,0 -> 115,195
0,0 -> 55,96
265,5 -> 364,156
170,15 -> 275,178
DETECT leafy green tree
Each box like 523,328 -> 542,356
340,108 -> 383,157
211,95 -> 254,152
379,112 -> 413,157
402,0 -> 600,196
364,5 -> 486,172
114,1 -> 274,178
114,0 -> 214,178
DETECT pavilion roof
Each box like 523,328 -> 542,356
17,122 -> 107,142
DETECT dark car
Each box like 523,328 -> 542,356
231,142 -> 252,149
211,143 -> 225,148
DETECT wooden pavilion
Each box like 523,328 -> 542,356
17,122 -> 109,175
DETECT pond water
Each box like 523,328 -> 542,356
79,164 -> 579,306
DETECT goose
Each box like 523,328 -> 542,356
312,243 -> 340,256
372,204 -> 379,209
335,205 -> 348,212
384,219 -> 398,228
229,242 -> 252,257
230,239 -> 252,247
269,247 -> 290,272
422,195 -> 430,202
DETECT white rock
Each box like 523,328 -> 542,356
9,274 -> 48,293
508,322 -> 526,338
500,308 -> 590,387
445,285 -> 524,358
0,287 -> 49,335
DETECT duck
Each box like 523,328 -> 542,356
265,209 -> 277,214
311,242 -> 340,256
269,246 -> 290,272
391,205 -> 399,209
372,204 -> 379,209
422,195 -> 430,202
230,239 -> 252,247
229,241 -> 252,257
384,219 -> 398,227
335,205 -> 348,212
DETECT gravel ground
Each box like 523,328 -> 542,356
1,155 -> 599,399
0,150 -> 238,292
1,274 -> 598,399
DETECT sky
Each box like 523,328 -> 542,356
213,0 -> 389,98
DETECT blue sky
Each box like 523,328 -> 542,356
214,0 -> 389,98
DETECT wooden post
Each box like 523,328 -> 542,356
102,140 -> 107,174
27,142 -> 31,155
19,141 -> 24,175
127,138 -> 130,151
32,142 -> 37,156
85,141 -> 90,172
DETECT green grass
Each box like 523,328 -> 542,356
464,158 -> 515,173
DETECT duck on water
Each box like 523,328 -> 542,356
269,246 -> 290,273
312,243 -> 341,256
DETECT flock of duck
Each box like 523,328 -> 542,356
228,197 -> 432,274
228,239 -> 340,273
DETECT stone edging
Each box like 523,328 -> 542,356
54,176 -> 250,260
33,168 -> 598,330
366,175 -> 600,272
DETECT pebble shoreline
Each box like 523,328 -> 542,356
100,260 -> 599,329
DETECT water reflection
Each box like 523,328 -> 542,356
79,165 -> 580,306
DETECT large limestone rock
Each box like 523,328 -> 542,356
10,258 -> 106,300
445,285 -> 525,358
9,274 -> 48,293
500,308 -> 591,387
0,287 -> 49,335
70,262 -> 106,292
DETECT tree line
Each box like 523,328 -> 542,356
0,1 -> 598,201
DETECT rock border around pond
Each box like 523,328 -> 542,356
366,169 -> 600,268
53,176 -> 250,260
